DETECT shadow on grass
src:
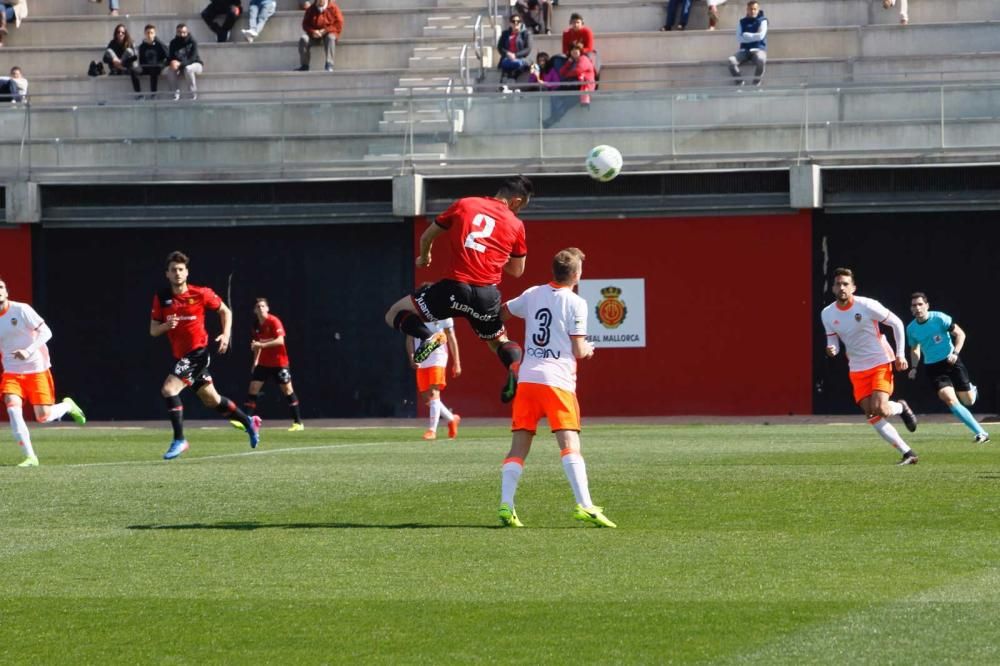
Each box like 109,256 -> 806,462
128,521 -> 503,530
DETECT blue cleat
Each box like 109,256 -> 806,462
248,415 -> 262,449
163,439 -> 189,460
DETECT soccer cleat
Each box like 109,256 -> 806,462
163,439 -> 189,460
17,455 -> 39,468
288,422 -> 305,432
498,503 -> 524,527
62,397 -> 87,425
229,419 -> 246,432
248,415 -> 262,449
572,504 -> 617,528
422,429 -> 437,441
968,383 -> 979,405
500,368 -> 518,404
897,450 -> 919,466
413,332 -> 446,364
974,432 -> 990,444
897,400 -> 918,432
448,414 -> 461,439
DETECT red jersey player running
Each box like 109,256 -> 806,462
384,175 -> 532,403
239,298 -> 304,432
0,277 -> 86,467
821,267 -> 919,465
150,251 -> 260,460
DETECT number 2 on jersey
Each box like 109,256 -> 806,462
463,213 -> 496,253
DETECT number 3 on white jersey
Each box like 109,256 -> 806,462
463,213 -> 496,253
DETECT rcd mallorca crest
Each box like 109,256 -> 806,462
595,286 -> 627,329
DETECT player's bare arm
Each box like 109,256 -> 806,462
150,314 -> 179,337
416,223 -> 447,268
499,303 -> 515,323
445,327 -> 462,377
503,255 -> 526,278
908,344 -> 921,379
251,335 -> 284,351
406,336 -> 418,369
572,335 -> 595,360
216,303 -> 233,354
948,323 -> 966,362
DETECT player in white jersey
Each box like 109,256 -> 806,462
0,278 -> 86,467
820,268 -> 919,465
495,248 -> 616,528
408,317 -> 462,440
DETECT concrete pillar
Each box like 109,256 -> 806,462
5,182 -> 41,224
393,173 -> 425,217
789,165 -> 822,209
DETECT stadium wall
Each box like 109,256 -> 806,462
28,223 -> 415,421
813,209 -> 1000,416
0,224 -> 34,421
413,212 -> 814,417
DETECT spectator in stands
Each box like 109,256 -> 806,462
661,0 -> 692,31
103,23 -> 141,96
528,52 -> 561,91
202,0 -> 242,43
0,0 -> 28,48
0,66 -> 27,102
512,0 -> 553,36
561,13 -> 600,76
166,23 -> 203,101
241,0 -> 277,43
138,24 -> 169,99
296,0 -> 343,72
882,0 -> 908,25
88,0 -> 119,16
727,0 -> 767,86
543,41 -> 595,129
497,15 -> 533,79
707,0 -> 727,30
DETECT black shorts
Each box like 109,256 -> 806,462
171,347 -> 213,391
925,356 -> 972,392
252,365 -> 292,385
412,279 -> 505,340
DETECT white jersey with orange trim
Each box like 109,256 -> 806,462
412,318 -> 454,369
506,282 -> 587,394
821,296 -> 900,372
0,300 -> 51,374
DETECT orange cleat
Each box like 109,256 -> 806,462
448,414 -> 461,439
422,429 -> 437,441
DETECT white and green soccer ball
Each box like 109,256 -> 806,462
585,145 -> 623,182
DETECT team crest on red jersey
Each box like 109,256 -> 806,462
595,286 -> 627,329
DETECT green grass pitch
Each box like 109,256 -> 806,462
1,422 -> 998,664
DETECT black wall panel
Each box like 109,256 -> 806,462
32,222 -> 414,420
814,210 -> 1000,415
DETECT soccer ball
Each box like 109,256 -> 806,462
585,145 -> 623,182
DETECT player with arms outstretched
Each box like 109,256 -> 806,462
821,267 -> 919,465
384,175 -> 532,404
496,248 -> 616,528
151,251 -> 260,460
906,292 -> 988,443
0,277 -> 86,467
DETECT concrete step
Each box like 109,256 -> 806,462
28,0 -> 441,17
409,45 -> 467,69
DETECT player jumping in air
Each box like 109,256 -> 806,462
821,267 -> 919,465
151,251 -> 260,460
384,176 -> 532,404
0,277 -> 86,467
497,248 -> 616,528
906,292 -> 989,443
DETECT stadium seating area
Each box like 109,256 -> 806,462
2,0 -> 1000,179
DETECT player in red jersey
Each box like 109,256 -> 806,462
150,251 -> 260,460
384,175 -> 533,403
240,298 -> 304,432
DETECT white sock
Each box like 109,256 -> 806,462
428,399 -> 441,431
870,416 -> 911,454
886,401 -> 903,416
39,402 -> 70,423
501,458 -> 523,506
561,450 -> 593,508
438,401 -> 455,422
7,407 -> 36,459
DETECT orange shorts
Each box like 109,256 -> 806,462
416,366 -> 447,393
1,370 -> 56,406
849,364 -> 894,403
511,382 -> 581,433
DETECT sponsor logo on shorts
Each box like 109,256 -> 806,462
414,294 -> 436,322
595,286 -> 627,329
450,300 -> 495,321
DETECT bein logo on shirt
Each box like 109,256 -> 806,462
526,346 -> 561,360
